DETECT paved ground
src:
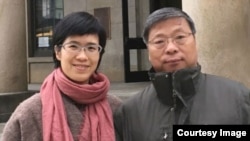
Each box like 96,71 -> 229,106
0,81 -> 150,140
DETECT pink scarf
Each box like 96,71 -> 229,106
41,68 -> 115,141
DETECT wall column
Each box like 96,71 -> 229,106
0,0 -> 30,122
183,0 -> 250,87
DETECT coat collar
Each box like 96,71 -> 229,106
148,64 -> 201,107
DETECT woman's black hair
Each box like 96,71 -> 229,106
52,11 -> 107,70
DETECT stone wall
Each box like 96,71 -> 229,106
64,0 -> 125,82
183,0 -> 250,87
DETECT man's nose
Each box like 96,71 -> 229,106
164,39 -> 178,54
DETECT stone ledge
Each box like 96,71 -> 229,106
0,91 -> 38,122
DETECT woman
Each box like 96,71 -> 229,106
2,11 -> 122,141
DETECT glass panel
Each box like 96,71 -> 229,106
42,0 -> 50,19
55,9 -> 63,19
129,49 -> 151,72
130,49 -> 138,71
55,0 -> 63,8
31,0 -> 63,57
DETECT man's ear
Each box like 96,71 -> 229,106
54,45 -> 61,61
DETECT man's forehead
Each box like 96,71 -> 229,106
157,17 -> 188,27
149,18 -> 190,36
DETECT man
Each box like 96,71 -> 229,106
114,7 -> 250,141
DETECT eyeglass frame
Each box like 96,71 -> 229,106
58,42 -> 103,55
147,32 -> 193,49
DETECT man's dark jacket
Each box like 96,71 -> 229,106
114,65 -> 250,141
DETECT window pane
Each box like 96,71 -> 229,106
129,49 -> 150,72
55,0 -> 63,8
31,0 -> 63,57
55,9 -> 63,19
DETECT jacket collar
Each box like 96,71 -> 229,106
148,64 -> 201,107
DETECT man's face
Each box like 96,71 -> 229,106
147,17 -> 198,73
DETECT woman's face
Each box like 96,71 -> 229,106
55,34 -> 100,84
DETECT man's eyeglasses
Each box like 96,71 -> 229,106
148,33 -> 193,49
60,43 -> 103,55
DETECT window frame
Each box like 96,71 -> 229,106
28,0 -> 64,57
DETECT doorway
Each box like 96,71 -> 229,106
122,0 -> 182,82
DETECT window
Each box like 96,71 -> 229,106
29,0 -> 63,57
